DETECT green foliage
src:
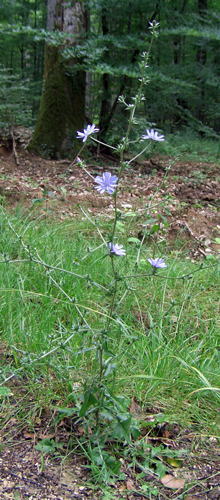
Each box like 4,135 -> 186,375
0,0 -> 45,130
0,210 -> 219,401
0,0 -> 220,140
0,65 -> 33,130
0,386 -> 13,398
160,131 -> 220,161
35,438 -> 62,454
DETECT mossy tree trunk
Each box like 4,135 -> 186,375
29,0 -> 86,159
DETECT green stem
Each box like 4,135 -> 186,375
98,256 -> 118,382
97,28 -> 158,393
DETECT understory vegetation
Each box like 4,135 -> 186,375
0,205 -> 219,487
1,211 -> 219,404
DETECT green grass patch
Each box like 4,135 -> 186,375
0,207 -> 219,438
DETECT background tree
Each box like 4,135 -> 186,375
29,0 -> 87,158
0,0 -> 45,128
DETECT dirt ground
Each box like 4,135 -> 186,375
0,408 -> 219,499
0,146 -> 219,255
0,145 -> 219,499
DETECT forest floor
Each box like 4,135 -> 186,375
0,146 -> 219,499
0,146 -> 219,256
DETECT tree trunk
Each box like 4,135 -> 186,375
29,0 -> 86,159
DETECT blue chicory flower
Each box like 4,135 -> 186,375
108,242 -> 126,256
142,129 -> 165,142
76,124 -> 99,142
94,172 -> 118,194
148,258 -> 167,268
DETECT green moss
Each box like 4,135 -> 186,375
29,46 -> 85,159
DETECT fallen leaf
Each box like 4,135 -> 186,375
184,496 -> 204,500
23,432 -> 36,439
9,418 -> 18,425
77,426 -> 85,435
126,479 -> 135,490
161,474 -> 185,489
163,429 -> 171,438
3,479 -> 15,488
129,397 -> 142,416
39,433 -> 55,439
34,417 -> 42,425
170,315 -> 178,323
118,485 -> 126,492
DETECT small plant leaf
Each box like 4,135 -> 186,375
0,387 -> 13,398
116,221 -> 125,232
35,439 -> 57,454
123,211 -> 137,217
127,237 -> 141,244
31,198 -> 44,205
104,362 -> 116,377
155,461 -> 167,477
113,414 -> 132,441
150,223 -> 160,233
56,407 -> 76,417
79,390 -> 98,417
166,457 -> 183,468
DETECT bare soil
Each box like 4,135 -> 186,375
0,148 -> 219,254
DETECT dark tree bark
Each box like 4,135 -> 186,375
29,0 -> 87,159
